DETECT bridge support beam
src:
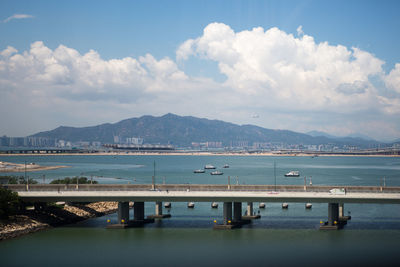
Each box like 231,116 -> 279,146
247,202 -> 253,216
328,203 -> 339,226
233,202 -> 242,223
339,203 -> 351,222
242,202 -> 261,220
147,201 -> 171,219
117,202 -> 129,224
223,202 -> 232,225
134,202 -> 145,220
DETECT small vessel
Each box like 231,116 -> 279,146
282,203 -> 289,209
164,202 -> 171,208
305,203 -> 312,209
193,169 -> 205,173
210,171 -> 223,175
211,202 -> 219,208
204,164 -> 216,169
259,203 -> 266,209
223,164 -> 229,168
187,202 -> 195,208
284,171 -> 300,177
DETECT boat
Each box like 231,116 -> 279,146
284,171 -> 300,177
204,164 -> 216,169
193,169 -> 205,173
210,171 -> 223,175
223,164 -> 229,168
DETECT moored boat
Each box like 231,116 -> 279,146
204,164 -> 216,169
193,169 -> 205,173
284,171 -> 300,177
210,171 -> 223,175
223,164 -> 229,168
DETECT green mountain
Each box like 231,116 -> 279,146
31,113 -> 381,148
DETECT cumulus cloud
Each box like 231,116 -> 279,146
1,22 -> 400,140
3,14 -> 34,23
385,63 -> 400,94
176,22 -> 397,114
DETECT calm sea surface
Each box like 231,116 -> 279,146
1,155 -> 400,266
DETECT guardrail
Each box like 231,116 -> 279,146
4,184 -> 400,193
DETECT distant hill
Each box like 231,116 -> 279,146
307,130 -> 375,142
31,113 -> 383,148
306,131 -> 338,139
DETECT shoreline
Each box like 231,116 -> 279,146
0,201 -> 119,241
0,151 -> 399,157
0,161 -> 69,173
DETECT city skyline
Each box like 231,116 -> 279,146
1,0 -> 400,141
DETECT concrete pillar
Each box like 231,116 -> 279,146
134,202 -> 145,221
155,201 -> 162,216
247,202 -> 253,216
118,202 -> 129,224
233,202 -> 242,223
339,203 -> 344,218
223,202 -> 232,225
328,203 -> 339,226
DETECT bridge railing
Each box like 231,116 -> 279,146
3,184 -> 400,193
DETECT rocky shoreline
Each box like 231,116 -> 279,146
0,201 -> 119,241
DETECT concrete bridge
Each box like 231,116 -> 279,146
5,184 -> 400,230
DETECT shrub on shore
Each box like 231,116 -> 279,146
0,186 -> 19,219
0,175 -> 38,184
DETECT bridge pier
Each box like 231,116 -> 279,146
339,203 -> 351,222
223,202 -> 232,225
107,201 -> 154,229
214,202 -> 242,229
118,202 -> 130,224
233,202 -> 242,223
320,203 -> 347,230
242,202 -> 261,220
147,201 -> 171,219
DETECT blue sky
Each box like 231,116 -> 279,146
1,0 -> 400,141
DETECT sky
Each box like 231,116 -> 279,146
1,0 -> 400,141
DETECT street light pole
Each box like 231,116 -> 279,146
274,161 -> 276,192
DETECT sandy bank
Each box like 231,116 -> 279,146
0,161 -> 69,173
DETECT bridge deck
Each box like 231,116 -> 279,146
5,184 -> 400,204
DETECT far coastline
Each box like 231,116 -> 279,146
0,151 -> 399,157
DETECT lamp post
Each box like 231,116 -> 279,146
274,161 -> 276,192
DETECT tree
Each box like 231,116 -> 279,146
50,176 -> 98,184
2,175 -> 38,184
0,186 -> 19,219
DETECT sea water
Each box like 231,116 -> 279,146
1,155 -> 399,266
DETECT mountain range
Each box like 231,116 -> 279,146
31,113 -> 386,148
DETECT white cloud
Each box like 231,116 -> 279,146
0,23 -> 400,140
3,14 -> 34,23
385,63 -> 400,94
296,25 -> 304,37
176,23 -> 395,115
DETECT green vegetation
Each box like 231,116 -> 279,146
0,186 -> 19,219
0,175 -> 38,184
50,176 -> 98,184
